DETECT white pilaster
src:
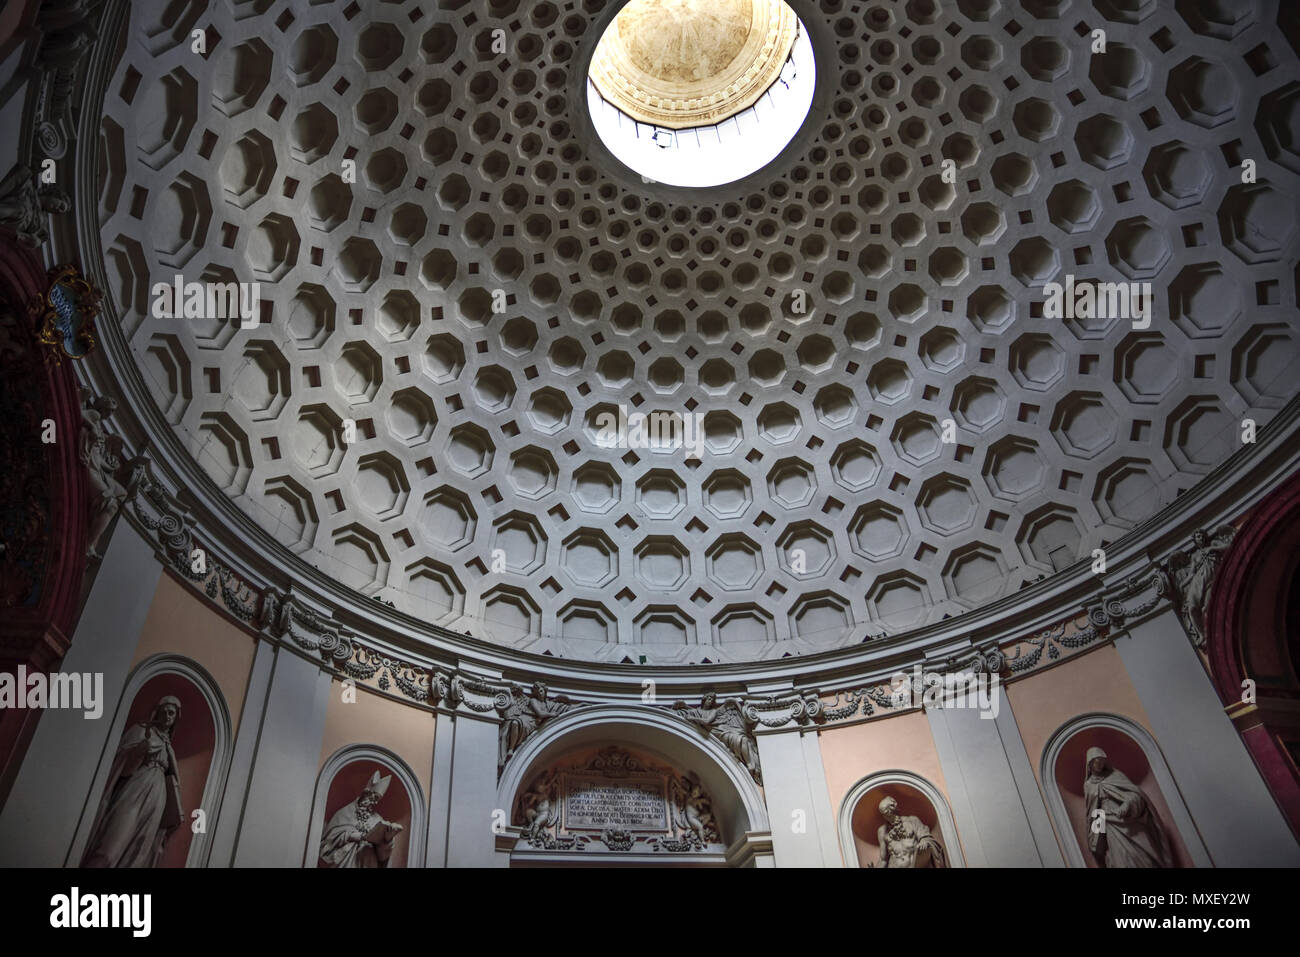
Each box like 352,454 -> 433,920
442,712 -> 501,868
927,695 -> 1056,867
228,645 -> 333,867
206,637 -> 276,866
754,729 -> 840,866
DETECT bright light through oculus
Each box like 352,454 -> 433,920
588,0 -> 815,188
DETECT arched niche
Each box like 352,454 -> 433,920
306,745 -> 425,868
837,771 -> 962,868
1042,713 -> 1209,868
71,654 -> 232,868
498,705 -> 770,866
1204,473 -> 1300,839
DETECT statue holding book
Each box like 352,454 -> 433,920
318,771 -> 405,868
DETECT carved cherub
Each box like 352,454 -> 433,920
518,770 -> 559,844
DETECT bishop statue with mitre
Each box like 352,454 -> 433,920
318,771 -> 405,868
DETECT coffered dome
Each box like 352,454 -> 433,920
87,0 -> 1300,665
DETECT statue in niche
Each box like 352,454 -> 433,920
82,696 -> 184,868
871,794 -> 947,868
1084,747 -> 1174,868
319,771 -> 405,868
518,770 -> 560,844
669,772 -> 719,847
497,682 -> 575,772
0,163 -> 70,248
1165,525 -> 1235,649
79,391 -> 127,560
672,692 -> 762,785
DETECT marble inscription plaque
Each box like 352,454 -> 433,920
562,774 -> 668,831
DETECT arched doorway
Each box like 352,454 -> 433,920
497,705 -> 772,867
1205,473 -> 1300,840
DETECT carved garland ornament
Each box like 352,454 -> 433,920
1005,569 -> 1168,674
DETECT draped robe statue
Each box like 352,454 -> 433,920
319,771 -> 405,868
874,795 -> 947,868
873,790 -> 946,868
79,393 -> 126,559
1084,747 -> 1174,868
82,696 -> 183,868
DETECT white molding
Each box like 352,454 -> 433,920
304,744 -> 428,869
836,769 -> 965,868
1039,712 -> 1212,868
67,653 -> 234,868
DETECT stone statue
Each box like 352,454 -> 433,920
1084,746 -> 1174,868
318,771 -> 405,868
672,692 -> 763,785
497,682 -> 573,772
669,772 -> 718,847
0,163 -> 70,248
872,794 -> 947,868
82,696 -> 184,868
79,392 -> 126,560
1165,526 -> 1235,649
518,769 -> 560,844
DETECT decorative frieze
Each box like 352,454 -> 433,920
1005,568 -> 1167,674
259,587 -> 353,667
101,404 -> 1251,760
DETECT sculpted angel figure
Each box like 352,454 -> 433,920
1084,747 -> 1174,868
0,163 -> 70,248
518,770 -> 559,844
1165,526 -> 1235,648
318,771 -> 405,868
872,794 -> 947,868
82,696 -> 184,868
79,392 -> 126,559
497,682 -> 573,771
672,692 -> 762,785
